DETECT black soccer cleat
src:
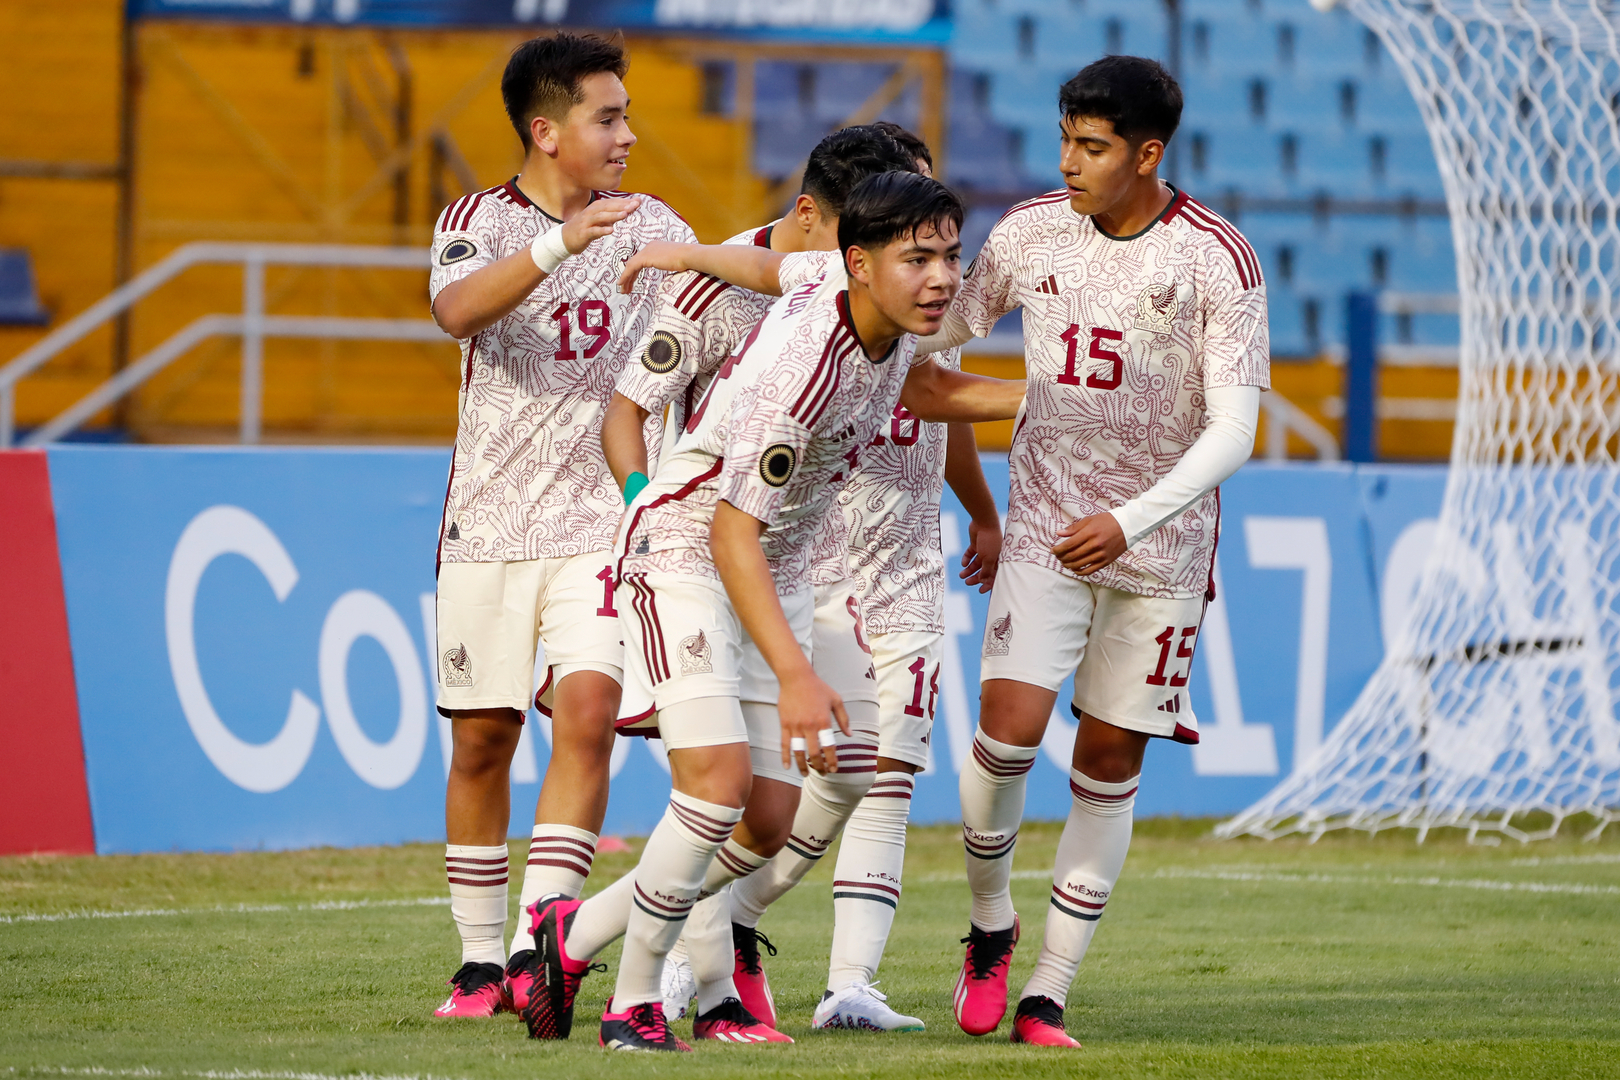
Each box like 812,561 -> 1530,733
599,997 -> 693,1051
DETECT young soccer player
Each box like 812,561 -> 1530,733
597,125 -> 925,1034
710,125 -> 1008,1033
426,31 -> 695,1019
522,172 -> 1025,1051
924,56 -> 1268,1047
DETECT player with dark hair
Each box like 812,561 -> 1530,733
521,172 -> 1025,1051
425,30 -> 695,1019
920,54 -> 1268,1048
596,124 -> 924,1042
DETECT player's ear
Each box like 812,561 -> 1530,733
529,113 -> 560,156
844,244 -> 871,284
1136,137 -> 1165,176
793,194 -> 820,233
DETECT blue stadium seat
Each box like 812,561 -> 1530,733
0,249 -> 49,326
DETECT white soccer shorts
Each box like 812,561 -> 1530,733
869,629 -> 943,770
434,554 -> 624,718
979,560 -> 1204,744
811,577 -> 881,705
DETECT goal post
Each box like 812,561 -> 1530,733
1220,0 -> 1620,842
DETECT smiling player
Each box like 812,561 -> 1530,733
425,31 -> 695,1019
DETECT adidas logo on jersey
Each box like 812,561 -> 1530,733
1157,694 -> 1182,714
1034,274 -> 1060,295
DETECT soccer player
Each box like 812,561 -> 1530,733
922,56 -> 1268,1048
597,125 -> 924,1035
712,125 -> 1008,1033
425,32 -> 695,1019
523,172 -> 1025,1051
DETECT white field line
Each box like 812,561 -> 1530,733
916,867 -> 1619,896
6,1067 -> 464,1080
0,896 -> 449,927
1509,853 -> 1620,866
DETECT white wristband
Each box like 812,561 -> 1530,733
530,224 -> 570,275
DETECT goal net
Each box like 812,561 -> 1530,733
1220,0 -> 1620,842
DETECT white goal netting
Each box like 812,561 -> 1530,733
1220,0 -> 1620,842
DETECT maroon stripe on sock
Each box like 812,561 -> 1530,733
443,855 -> 509,865
528,843 -> 596,863
834,879 -> 899,897
447,875 -> 508,888
715,846 -> 759,878
962,829 -> 1017,855
670,802 -> 734,843
530,835 -> 596,854
1052,884 -> 1105,910
1069,779 -> 1138,803
633,882 -> 693,915
972,741 -> 1035,777
527,857 -> 591,876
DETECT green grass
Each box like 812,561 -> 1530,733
3,819 -> 1618,1079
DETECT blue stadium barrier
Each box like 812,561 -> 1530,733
45,446 -> 1446,853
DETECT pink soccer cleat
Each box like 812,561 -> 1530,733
731,923 -> 779,1029
432,961 -> 508,1018
952,916 -> 1019,1035
692,998 -> 795,1044
520,894 -> 595,1040
503,948 -> 539,1014
1009,995 -> 1082,1048
599,997 -> 694,1051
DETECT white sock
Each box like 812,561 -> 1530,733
510,824 -> 597,955
1019,769 -> 1138,1007
959,728 -> 1037,932
730,766 -> 873,927
827,771 -> 913,991
690,840 -> 769,1014
612,790 -> 742,1009
563,870 -> 636,961
445,844 -> 509,967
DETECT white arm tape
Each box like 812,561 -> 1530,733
1108,384 -> 1261,548
530,224 -> 571,275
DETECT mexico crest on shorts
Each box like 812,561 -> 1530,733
642,330 -> 681,374
442,643 -> 473,686
984,613 -> 1013,657
1134,282 -> 1178,334
679,630 -> 713,675
759,444 -> 797,487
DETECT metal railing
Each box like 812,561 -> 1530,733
0,242 -> 450,447
1262,391 -> 1341,462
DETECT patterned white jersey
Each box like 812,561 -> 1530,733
839,346 -> 962,634
955,185 -> 1269,599
429,179 -> 696,564
617,269 -> 928,595
615,222 -> 776,446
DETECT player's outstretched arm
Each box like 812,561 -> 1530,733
619,242 -> 788,297
1052,384 -> 1261,576
432,195 -> 642,339
900,358 -> 1025,424
944,421 -> 1003,593
601,392 -> 652,494
710,500 -> 849,776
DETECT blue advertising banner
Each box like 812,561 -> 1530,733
125,0 -> 952,43
47,446 -> 1446,854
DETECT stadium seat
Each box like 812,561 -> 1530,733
0,249 -> 50,326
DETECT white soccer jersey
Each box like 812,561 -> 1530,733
617,270 -> 927,594
954,185 -> 1269,599
429,179 -> 696,564
615,222 -> 776,441
838,346 -> 962,634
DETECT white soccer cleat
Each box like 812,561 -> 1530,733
811,980 -> 925,1033
659,955 -> 696,1022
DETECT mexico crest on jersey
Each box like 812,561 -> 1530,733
1134,282 -> 1178,334
642,331 -> 682,374
679,630 -> 713,676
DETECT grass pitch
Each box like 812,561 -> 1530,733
2,820 -> 1618,1079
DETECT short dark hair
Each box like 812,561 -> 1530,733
838,172 -> 964,258
800,125 -> 919,219
501,32 -> 628,148
1058,55 -> 1183,146
869,120 -> 933,170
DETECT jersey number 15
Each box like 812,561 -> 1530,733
1057,325 -> 1123,390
